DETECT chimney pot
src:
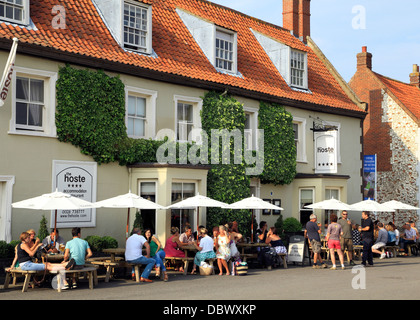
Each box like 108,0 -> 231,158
410,64 -> 420,88
283,0 -> 311,43
357,47 -> 372,70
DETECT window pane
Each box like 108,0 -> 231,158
134,118 -> 145,136
30,79 -> 44,103
16,102 -> 27,125
16,77 -> 29,100
128,95 -> 136,116
136,97 -> 146,117
127,117 -> 134,136
28,103 -> 42,127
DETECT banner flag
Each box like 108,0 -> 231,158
0,37 -> 19,107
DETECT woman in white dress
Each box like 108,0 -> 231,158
215,225 -> 231,275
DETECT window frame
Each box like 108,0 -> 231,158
122,0 -> 152,54
171,180 -> 197,233
174,95 -> 203,144
243,106 -> 258,151
0,0 -> 29,25
290,49 -> 308,89
299,187 -> 314,226
215,27 -> 238,74
9,67 -> 57,138
292,117 -> 307,163
125,86 -> 157,139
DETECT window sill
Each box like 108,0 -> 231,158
8,130 -> 57,139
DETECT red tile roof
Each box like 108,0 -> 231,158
375,73 -> 420,120
0,0 -> 364,115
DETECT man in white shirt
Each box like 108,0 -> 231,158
125,228 -> 156,282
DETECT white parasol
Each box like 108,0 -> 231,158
165,193 -> 229,240
12,189 -> 97,245
226,195 -> 283,242
94,191 -> 165,239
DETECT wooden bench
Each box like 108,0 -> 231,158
86,258 -> 121,282
241,252 -> 287,269
381,246 -> 399,257
267,253 -> 287,270
165,257 -> 195,275
408,243 -> 418,256
49,266 -> 97,292
3,269 -> 44,293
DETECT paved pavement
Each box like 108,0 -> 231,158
1,256 -> 420,302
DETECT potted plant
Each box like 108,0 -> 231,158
282,217 -> 303,245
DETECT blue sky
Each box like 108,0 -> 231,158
209,0 -> 420,83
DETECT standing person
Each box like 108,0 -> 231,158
215,225 -> 231,275
304,214 -> 327,269
359,211 -> 374,267
64,227 -> 92,288
190,227 -> 216,275
371,222 -> 387,259
144,229 -> 168,281
125,228 -> 156,283
338,210 -> 355,265
326,214 -> 345,270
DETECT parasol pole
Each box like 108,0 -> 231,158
53,209 -> 57,248
126,208 -> 130,240
251,209 -> 254,243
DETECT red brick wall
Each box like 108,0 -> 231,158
349,69 -> 392,171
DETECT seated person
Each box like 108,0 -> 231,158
372,222 -> 387,259
179,226 -> 194,244
191,227 -> 216,275
42,229 -> 65,253
164,227 -> 186,273
400,223 -> 417,255
385,224 -> 397,246
15,231 -> 75,289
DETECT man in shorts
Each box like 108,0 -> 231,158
372,222 -> 387,259
305,214 -> 327,269
338,211 -> 355,265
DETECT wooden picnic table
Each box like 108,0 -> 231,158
236,242 -> 269,254
44,253 -> 64,262
102,248 -> 126,262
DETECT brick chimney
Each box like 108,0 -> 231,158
410,64 -> 420,88
283,0 -> 311,43
357,46 -> 372,70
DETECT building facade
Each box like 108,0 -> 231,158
0,0 -> 366,245
349,46 -> 420,226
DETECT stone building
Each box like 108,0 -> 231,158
349,46 -> 420,225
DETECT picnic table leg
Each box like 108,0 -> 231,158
282,256 -> 288,269
134,265 -> 140,282
22,273 -> 32,293
88,271 -> 93,290
3,271 -> 11,289
183,260 -> 189,276
57,273 -> 62,293
93,269 -> 98,286
105,266 -> 112,283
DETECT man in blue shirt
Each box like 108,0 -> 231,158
64,227 -> 92,289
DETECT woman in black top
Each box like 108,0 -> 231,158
16,232 -> 75,275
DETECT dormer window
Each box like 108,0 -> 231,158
291,50 -> 307,88
0,0 -> 29,25
176,9 -> 238,75
215,29 -> 236,73
251,29 -> 309,90
123,1 -> 152,53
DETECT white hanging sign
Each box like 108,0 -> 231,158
314,131 -> 338,174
